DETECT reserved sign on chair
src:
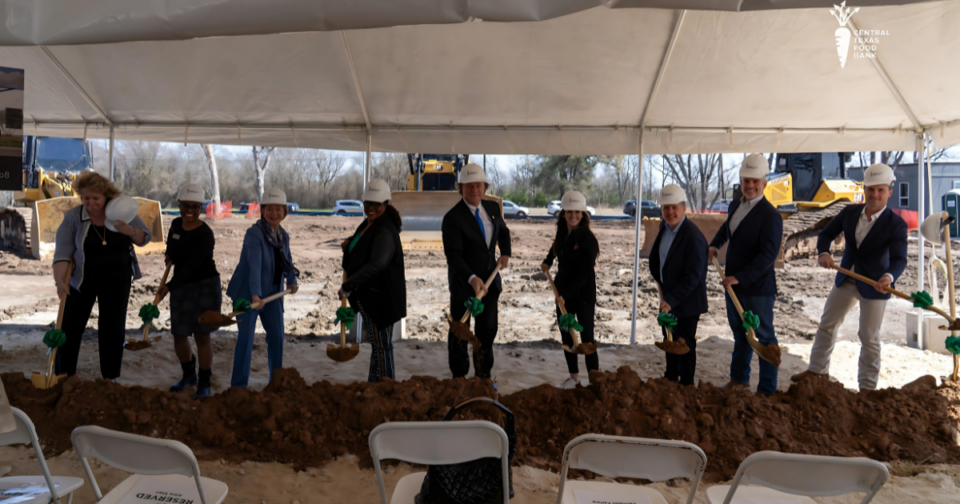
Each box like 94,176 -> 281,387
574,489 -> 653,504
118,478 -> 202,504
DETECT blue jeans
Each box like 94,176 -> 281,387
726,293 -> 778,395
231,297 -> 285,388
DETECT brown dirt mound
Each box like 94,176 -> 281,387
4,367 -> 960,481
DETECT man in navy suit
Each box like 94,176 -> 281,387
442,163 -> 512,380
792,163 -> 907,391
709,154 -> 784,395
649,184 -> 708,385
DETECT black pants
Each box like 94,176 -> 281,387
661,314 -> 699,385
56,279 -> 132,379
556,298 -> 598,375
358,302 -> 395,383
448,289 -> 500,379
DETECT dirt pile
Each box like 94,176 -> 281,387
5,367 -> 960,481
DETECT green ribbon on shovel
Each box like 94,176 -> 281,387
233,298 -> 253,312
464,297 -> 485,317
558,313 -> 583,332
741,310 -> 760,332
335,306 -> 356,329
910,291 -> 934,310
43,329 -> 65,354
946,336 -> 960,355
138,303 -> 160,324
656,311 -> 678,331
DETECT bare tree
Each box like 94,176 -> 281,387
202,144 -> 220,205
486,157 -> 505,196
252,146 -> 275,202
655,154 -> 724,210
315,150 -> 347,207
371,152 -> 408,190
606,155 -> 639,205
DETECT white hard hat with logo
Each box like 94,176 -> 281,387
458,163 -> 488,185
362,178 -> 391,203
105,195 -> 139,232
863,163 -> 896,186
177,183 -> 205,203
659,184 -> 686,205
561,191 -> 587,212
261,187 -> 287,206
739,154 -> 770,179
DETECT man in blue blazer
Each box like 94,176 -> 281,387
792,163 -> 907,390
649,184 -> 708,385
709,154 -> 783,395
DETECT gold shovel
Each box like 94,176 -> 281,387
712,257 -> 782,366
543,267 -> 597,355
654,284 -> 690,355
447,264 -> 502,352
32,261 -> 72,389
198,288 -> 293,328
125,263 -> 172,351
327,272 -> 360,362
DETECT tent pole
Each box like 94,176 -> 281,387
109,125 -> 115,182
364,130 -> 372,191
918,132 -> 926,293
629,131 -> 644,345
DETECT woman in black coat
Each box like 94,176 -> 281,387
541,191 -> 600,389
339,179 -> 406,382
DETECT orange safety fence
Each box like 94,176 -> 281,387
245,202 -> 260,219
205,200 -> 232,220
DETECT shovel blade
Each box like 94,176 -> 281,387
31,372 -> 66,389
562,343 -> 598,355
124,340 -> 154,351
326,343 -> 360,362
198,310 -> 237,328
655,339 -> 690,355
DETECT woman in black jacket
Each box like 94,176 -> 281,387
541,191 -> 600,388
339,179 -> 406,382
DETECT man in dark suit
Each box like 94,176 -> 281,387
709,154 -> 784,395
442,163 -> 512,379
792,163 -> 907,390
649,184 -> 708,385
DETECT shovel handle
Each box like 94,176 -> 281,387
55,260 -> 73,330
544,267 -> 581,347
458,264 -> 502,324
655,283 -> 673,342
831,265 -> 956,323
340,272 -> 348,347
943,216 -> 960,382
143,263 -> 173,341
224,288 -> 293,319
711,257 -> 766,353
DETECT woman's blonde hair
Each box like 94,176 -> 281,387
72,171 -> 122,199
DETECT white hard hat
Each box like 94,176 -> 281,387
261,187 -> 287,206
361,178 -> 391,203
863,163 -> 896,186
177,183 -> 205,203
458,163 -> 488,185
739,154 -> 770,179
560,191 -> 588,212
659,184 -> 686,205
105,195 -> 139,232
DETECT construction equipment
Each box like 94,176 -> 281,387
544,267 -> 597,355
390,154 -> 502,250
640,153 -> 864,265
327,272 -> 360,362
712,257 -> 782,367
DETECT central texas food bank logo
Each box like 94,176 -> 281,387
831,2 -> 859,68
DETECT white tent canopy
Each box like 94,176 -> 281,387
0,0 -> 956,155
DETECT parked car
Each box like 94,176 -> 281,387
200,199 -> 213,214
286,202 -> 300,214
711,199 -> 732,213
238,202 -> 250,212
502,200 -> 530,217
333,200 -> 363,213
585,205 -> 596,217
547,200 -> 562,216
623,199 -> 661,218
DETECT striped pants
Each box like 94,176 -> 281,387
359,303 -> 395,382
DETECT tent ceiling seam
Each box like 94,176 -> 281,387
845,17 -> 921,131
40,46 -> 112,126
639,10 -> 686,128
341,32 -> 371,131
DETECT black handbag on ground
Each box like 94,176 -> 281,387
414,396 -> 516,504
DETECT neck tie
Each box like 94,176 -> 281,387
475,207 -> 486,241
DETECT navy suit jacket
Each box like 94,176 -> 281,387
442,199 -> 512,299
709,197 -> 783,297
649,218 -> 708,318
816,205 -> 908,300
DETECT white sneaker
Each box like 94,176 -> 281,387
558,378 -> 580,389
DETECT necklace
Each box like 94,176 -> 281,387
91,224 -> 107,246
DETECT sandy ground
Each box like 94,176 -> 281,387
2,214 -> 960,501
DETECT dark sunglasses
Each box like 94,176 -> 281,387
363,201 -> 385,208
179,202 -> 202,210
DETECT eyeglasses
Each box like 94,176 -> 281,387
179,203 -> 202,210
363,201 -> 385,208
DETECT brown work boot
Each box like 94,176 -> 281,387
790,370 -> 825,383
722,380 -> 749,390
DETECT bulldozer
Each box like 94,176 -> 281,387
389,154 -> 502,250
640,152 -> 864,264
0,136 -> 165,259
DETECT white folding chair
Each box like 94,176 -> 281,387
0,407 -> 84,504
70,426 -> 228,504
368,420 -> 510,504
705,451 -> 889,504
557,433 -> 707,504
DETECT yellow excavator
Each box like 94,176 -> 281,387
640,152 -> 864,265
0,136 -> 165,259
390,154 -> 502,250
